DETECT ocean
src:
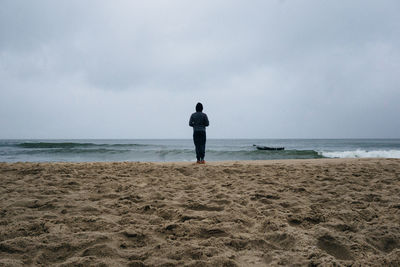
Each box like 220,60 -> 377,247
1,139 -> 400,162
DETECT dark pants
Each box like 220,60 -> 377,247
193,131 -> 206,161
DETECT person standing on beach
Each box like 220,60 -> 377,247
189,103 -> 209,164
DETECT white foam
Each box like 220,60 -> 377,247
320,149 -> 400,159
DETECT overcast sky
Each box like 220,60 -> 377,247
1,0 -> 399,139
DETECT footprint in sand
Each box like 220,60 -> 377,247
184,203 -> 224,212
317,235 -> 353,260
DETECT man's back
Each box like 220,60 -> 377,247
189,112 -> 209,132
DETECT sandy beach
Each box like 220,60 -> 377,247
0,158 -> 399,266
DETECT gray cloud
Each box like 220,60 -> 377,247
1,0 -> 399,138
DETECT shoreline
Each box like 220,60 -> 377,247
1,158 -> 399,265
0,157 -> 394,164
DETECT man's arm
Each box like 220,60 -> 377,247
204,114 -> 209,127
189,114 -> 194,127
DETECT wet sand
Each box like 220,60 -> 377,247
0,159 -> 399,266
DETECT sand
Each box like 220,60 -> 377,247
0,158 -> 399,266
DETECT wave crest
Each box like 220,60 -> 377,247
16,142 -> 150,149
320,150 -> 400,159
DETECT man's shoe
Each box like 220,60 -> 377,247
196,160 -> 201,164
200,160 -> 206,164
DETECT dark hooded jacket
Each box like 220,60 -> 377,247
189,112 -> 209,132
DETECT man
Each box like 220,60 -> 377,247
189,102 -> 209,164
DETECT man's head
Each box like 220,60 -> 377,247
196,102 -> 203,112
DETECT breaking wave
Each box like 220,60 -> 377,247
16,142 -> 151,149
320,150 -> 400,159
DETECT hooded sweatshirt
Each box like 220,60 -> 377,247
189,112 -> 209,132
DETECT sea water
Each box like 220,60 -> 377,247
1,139 -> 400,162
